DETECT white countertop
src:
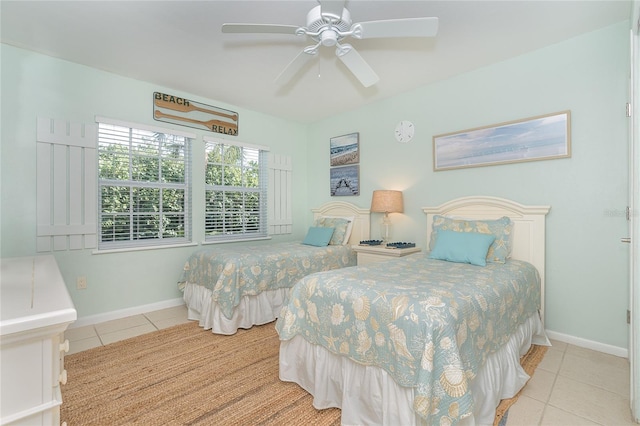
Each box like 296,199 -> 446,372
1,255 -> 77,337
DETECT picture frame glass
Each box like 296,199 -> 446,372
330,132 -> 359,167
330,165 -> 360,196
433,111 -> 571,171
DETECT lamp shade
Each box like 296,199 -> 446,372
370,190 -> 404,214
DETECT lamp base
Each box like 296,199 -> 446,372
380,213 -> 392,243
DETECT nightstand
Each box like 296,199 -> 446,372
352,245 -> 422,265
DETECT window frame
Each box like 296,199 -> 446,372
96,116 -> 194,251
203,136 -> 270,243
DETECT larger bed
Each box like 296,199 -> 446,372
179,201 -> 370,335
276,196 -> 551,425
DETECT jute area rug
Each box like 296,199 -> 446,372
61,321 -> 547,425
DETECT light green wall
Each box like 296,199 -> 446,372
0,21 -> 631,349
0,45 -> 308,317
306,22 -> 630,349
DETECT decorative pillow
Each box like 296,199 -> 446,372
302,227 -> 335,247
314,216 -> 353,245
428,230 -> 496,266
429,215 -> 513,263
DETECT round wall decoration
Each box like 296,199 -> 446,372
394,120 -> 415,143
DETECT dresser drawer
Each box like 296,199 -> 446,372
1,256 -> 76,426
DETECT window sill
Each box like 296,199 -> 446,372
92,242 -> 198,255
201,236 -> 272,245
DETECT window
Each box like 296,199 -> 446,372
204,138 -> 269,242
97,117 -> 193,249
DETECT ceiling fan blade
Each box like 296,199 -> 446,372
275,48 -> 318,85
336,44 -> 379,88
353,17 -> 439,39
320,0 -> 346,20
222,23 -> 300,35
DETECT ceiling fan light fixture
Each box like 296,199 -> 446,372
321,30 -> 338,46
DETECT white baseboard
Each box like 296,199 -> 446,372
69,298 -> 185,329
546,329 -> 628,359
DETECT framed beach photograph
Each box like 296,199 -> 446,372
330,132 -> 359,166
433,111 -> 571,171
330,165 -> 360,196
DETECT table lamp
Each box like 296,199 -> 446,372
370,190 -> 404,242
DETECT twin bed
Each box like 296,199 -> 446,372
179,195 -> 550,425
276,196 -> 550,425
179,201 -> 370,335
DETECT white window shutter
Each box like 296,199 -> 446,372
36,117 -> 97,252
267,154 -> 292,235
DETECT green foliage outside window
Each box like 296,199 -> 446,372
205,142 -> 264,239
98,123 -> 190,247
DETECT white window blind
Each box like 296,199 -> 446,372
96,117 -> 193,249
204,137 -> 269,242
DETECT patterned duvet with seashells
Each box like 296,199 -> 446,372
178,242 -> 356,318
276,253 -> 541,425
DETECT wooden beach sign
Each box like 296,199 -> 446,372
153,92 -> 238,136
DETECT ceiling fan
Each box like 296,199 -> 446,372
221,0 -> 438,88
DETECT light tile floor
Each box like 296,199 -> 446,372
64,305 -> 190,354
506,340 -> 634,425
65,307 -> 635,425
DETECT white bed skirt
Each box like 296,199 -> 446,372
183,283 -> 288,335
279,313 -> 550,426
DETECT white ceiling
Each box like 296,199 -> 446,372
0,0 -> 632,124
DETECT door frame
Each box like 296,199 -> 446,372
631,2 -> 639,421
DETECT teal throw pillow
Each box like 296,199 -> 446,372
428,230 -> 496,266
303,227 -> 335,247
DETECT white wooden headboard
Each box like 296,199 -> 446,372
311,201 -> 371,245
422,196 -> 550,321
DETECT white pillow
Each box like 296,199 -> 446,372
315,215 -> 355,245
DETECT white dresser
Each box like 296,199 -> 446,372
1,256 -> 76,425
